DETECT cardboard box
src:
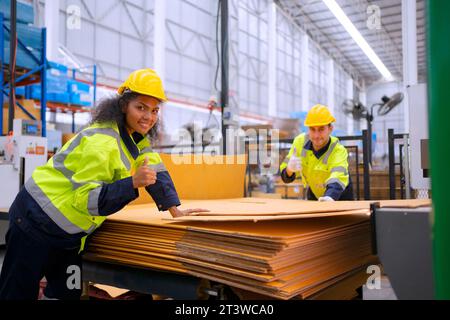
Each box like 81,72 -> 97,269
2,99 -> 41,135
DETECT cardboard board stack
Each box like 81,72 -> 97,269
85,198 -> 430,299
83,199 -> 367,299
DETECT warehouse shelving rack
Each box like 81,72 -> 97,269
71,64 -> 97,109
1,12 -> 98,137
0,12 -> 48,136
39,64 -> 98,133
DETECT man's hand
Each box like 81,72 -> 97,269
168,207 -> 210,218
318,196 -> 334,202
132,156 -> 157,188
286,147 -> 302,176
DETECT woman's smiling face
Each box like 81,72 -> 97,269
123,95 -> 160,135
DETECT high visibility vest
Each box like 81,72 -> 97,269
280,133 -> 350,198
25,122 -> 166,238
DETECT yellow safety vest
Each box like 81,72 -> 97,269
280,133 -> 350,198
25,122 -> 166,249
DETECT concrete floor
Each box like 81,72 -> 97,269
362,276 -> 398,300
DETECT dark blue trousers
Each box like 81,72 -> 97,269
0,222 -> 82,300
0,190 -> 82,300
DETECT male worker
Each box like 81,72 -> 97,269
280,104 -> 354,201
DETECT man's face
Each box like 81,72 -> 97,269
308,124 -> 333,150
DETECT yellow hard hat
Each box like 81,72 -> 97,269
117,68 -> 167,102
304,104 -> 336,127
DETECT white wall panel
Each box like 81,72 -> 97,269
164,0 -> 216,103
276,8 -> 302,118
66,19 -> 95,58
121,37 -> 144,71
334,65 -> 352,134
237,0 -> 269,115
45,0 -> 155,85
99,2 -> 122,33
97,27 -> 120,66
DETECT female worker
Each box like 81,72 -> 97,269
0,69 -> 207,300
280,104 -> 354,201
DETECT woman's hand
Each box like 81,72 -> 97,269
132,156 -> 157,188
168,206 -> 210,218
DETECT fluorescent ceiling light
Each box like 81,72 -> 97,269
322,0 -> 394,81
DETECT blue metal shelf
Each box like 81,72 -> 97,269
0,12 -> 47,136
71,64 -> 97,108
1,10 -> 97,138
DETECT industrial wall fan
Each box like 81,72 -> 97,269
341,92 -> 404,163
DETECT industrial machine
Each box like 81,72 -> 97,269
0,119 -> 47,244
372,204 -> 434,299
407,83 -> 430,190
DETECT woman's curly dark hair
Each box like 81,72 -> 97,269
90,91 -> 160,143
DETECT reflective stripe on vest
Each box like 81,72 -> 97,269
148,162 -> 167,173
326,177 -> 346,190
53,128 -> 131,183
330,166 -> 348,175
300,134 -> 309,157
140,147 -> 153,153
322,140 -> 338,164
53,128 -> 131,217
25,178 -> 97,234
87,185 -> 103,216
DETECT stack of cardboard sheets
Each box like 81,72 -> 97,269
84,198 -> 430,299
